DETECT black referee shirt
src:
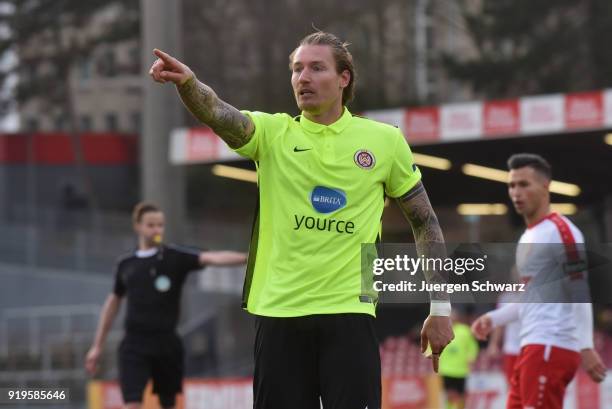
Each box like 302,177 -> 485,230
113,244 -> 202,333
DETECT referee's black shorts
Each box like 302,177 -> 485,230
442,375 -> 466,394
118,331 -> 184,408
254,313 -> 381,409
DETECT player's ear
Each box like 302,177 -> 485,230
340,69 -> 350,89
535,171 -> 550,189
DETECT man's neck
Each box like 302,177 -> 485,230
524,205 -> 552,227
303,104 -> 344,126
138,240 -> 156,251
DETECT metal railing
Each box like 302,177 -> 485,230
1,304 -> 101,357
0,205 -> 251,274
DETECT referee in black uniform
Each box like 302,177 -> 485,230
85,202 -> 247,409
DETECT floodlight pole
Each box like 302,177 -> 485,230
415,0 -> 430,102
141,0 -> 185,242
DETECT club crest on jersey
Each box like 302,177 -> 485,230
354,149 -> 375,170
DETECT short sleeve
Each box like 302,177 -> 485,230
234,111 -> 289,161
234,111 -> 264,161
168,245 -> 202,276
181,249 -> 202,273
112,261 -> 126,297
385,129 -> 422,198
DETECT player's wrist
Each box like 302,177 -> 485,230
177,73 -> 196,88
483,313 -> 495,329
429,300 -> 451,316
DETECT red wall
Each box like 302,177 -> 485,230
0,133 -> 138,165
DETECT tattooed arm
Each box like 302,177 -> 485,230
396,181 -> 448,298
177,78 -> 254,149
396,181 -> 454,371
149,49 -> 254,149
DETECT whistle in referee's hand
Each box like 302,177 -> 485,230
422,343 -> 432,358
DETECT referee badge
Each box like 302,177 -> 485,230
354,150 -> 375,170
154,275 -> 171,292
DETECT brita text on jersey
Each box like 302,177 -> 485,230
294,186 -> 355,234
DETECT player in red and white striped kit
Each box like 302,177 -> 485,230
471,153 -> 606,409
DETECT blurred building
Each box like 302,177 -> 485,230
16,2 -> 140,133
12,1 -> 479,132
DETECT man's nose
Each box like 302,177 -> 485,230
298,69 -> 311,82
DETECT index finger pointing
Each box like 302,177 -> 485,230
153,49 -> 175,64
432,355 -> 439,372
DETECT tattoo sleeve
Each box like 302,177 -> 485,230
177,77 -> 254,149
396,181 -> 449,302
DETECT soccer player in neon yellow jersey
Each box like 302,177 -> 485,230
150,31 -> 454,409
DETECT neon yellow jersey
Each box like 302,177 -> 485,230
438,323 -> 479,378
235,107 -> 421,317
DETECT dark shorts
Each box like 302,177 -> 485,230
254,313 -> 381,409
118,331 -> 184,407
442,375 -> 466,394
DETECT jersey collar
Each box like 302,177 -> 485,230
299,107 -> 352,134
135,247 -> 159,258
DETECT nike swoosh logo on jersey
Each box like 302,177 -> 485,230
293,146 -> 312,152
